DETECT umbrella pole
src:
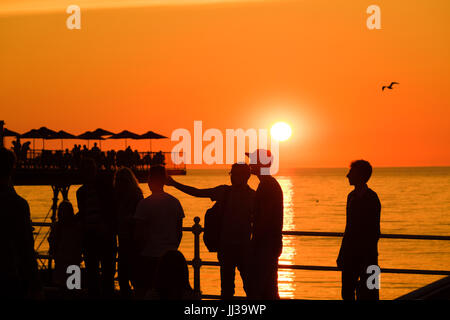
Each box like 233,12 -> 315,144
61,139 -> 63,150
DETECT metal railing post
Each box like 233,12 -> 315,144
192,216 -> 203,296
47,185 -> 60,271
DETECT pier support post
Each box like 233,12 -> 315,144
192,216 -> 203,297
51,185 -> 60,224
48,185 -> 61,271
60,185 -> 70,201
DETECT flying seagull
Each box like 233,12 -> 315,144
382,82 -> 399,91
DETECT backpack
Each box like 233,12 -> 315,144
203,188 -> 230,252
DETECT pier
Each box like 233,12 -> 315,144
1,120 -> 186,230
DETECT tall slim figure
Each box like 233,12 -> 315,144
337,160 -> 381,300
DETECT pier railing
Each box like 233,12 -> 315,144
16,149 -> 186,172
32,218 -> 450,299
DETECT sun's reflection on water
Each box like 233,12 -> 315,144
276,176 -> 296,299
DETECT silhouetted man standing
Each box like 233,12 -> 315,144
166,163 -> 255,299
133,166 -> 184,298
0,148 -> 41,299
246,149 -> 283,300
337,160 -> 381,300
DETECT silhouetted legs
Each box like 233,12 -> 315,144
83,231 -> 116,297
117,237 -> 134,297
217,244 -> 250,299
341,261 -> 379,300
249,243 -> 281,300
133,255 -> 159,298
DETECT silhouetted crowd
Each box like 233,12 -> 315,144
11,140 -> 166,170
1,146 -> 381,301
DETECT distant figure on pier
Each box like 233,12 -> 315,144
48,200 -> 82,291
91,142 -> 100,153
246,149 -> 284,300
11,137 -> 30,165
77,157 -> 117,297
152,250 -> 198,300
133,165 -> 184,298
152,151 -> 166,166
166,163 -> 255,299
337,160 -> 381,300
113,167 -> 143,298
0,148 -> 42,299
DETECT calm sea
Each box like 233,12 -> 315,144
17,167 -> 450,300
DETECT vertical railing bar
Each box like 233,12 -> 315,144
192,216 -> 202,296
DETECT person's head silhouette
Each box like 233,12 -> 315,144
148,165 -> 166,194
114,167 -> 140,192
155,250 -> 192,300
347,160 -> 372,186
246,149 -> 273,176
57,200 -> 75,224
229,163 -> 251,187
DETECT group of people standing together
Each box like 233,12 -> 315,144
166,149 -> 284,300
1,144 -> 381,300
49,149 -> 284,299
52,158 -> 189,299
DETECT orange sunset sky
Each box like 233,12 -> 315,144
1,0 -> 449,168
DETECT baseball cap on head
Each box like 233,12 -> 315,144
245,149 -> 272,167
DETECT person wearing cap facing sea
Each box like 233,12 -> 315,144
166,163 -> 255,299
246,149 -> 284,300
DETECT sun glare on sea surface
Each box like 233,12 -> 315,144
271,122 -> 292,141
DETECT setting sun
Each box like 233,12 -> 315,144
271,122 -> 292,142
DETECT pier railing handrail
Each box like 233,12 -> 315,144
32,221 -> 450,241
32,218 -> 450,298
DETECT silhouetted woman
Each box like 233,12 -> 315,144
114,167 -> 143,297
48,201 -> 82,291
77,157 -> 116,297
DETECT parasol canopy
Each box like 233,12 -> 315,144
137,130 -> 167,152
77,131 -> 105,148
3,128 -> 20,137
108,130 -> 141,148
77,131 -> 105,140
46,130 -> 78,149
92,128 -> 115,137
21,127 -> 58,149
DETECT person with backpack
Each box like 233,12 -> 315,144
166,163 -> 255,299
